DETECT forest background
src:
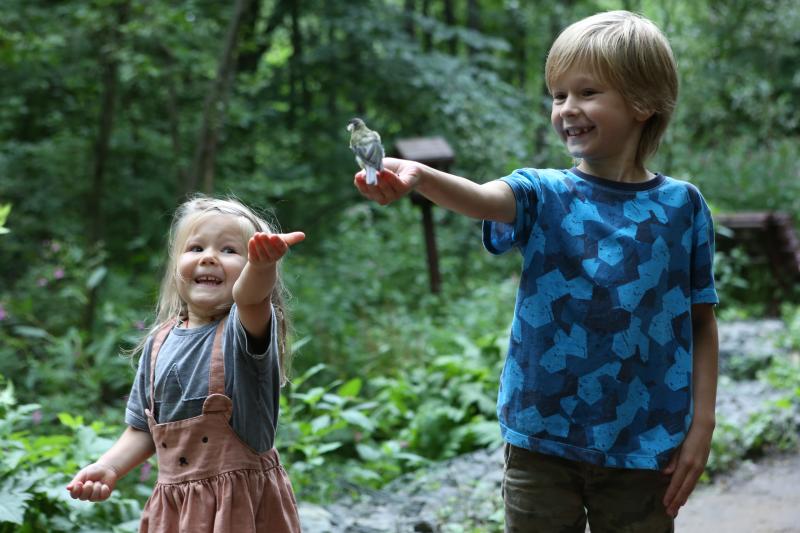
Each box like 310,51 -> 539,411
1,0 -> 799,531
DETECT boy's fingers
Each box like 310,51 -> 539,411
661,452 -> 678,474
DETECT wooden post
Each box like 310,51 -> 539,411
394,137 -> 455,294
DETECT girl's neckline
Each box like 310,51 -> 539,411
569,167 -> 665,191
171,317 -> 221,334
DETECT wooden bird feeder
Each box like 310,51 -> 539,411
394,136 -> 456,294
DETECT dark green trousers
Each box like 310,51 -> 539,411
502,444 -> 674,533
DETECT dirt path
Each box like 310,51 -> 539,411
675,452 -> 800,533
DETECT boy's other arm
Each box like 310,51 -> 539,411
67,426 -> 155,501
662,303 -> 718,517
354,157 -> 516,223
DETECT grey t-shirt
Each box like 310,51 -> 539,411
125,304 -> 281,453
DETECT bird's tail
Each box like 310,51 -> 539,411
366,166 -> 378,186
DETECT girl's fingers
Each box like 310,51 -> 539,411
281,231 -> 305,246
249,232 -> 304,264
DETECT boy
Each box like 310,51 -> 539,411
354,10 -> 718,532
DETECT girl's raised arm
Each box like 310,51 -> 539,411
233,231 -> 304,339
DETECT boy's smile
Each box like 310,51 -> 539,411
550,68 -> 651,181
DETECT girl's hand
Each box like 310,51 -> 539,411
354,157 -> 421,205
66,462 -> 119,501
661,424 -> 713,517
247,231 -> 305,268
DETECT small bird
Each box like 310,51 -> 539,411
347,117 -> 384,185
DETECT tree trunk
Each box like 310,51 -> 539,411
84,1 -> 129,333
421,0 -> 432,52
287,0 -> 306,130
466,0 -> 481,56
404,0 -> 415,38
443,0 -> 457,55
189,0 -> 252,194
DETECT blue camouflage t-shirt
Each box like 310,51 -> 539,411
483,167 -> 718,469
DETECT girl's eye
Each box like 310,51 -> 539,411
189,245 -> 203,252
222,246 -> 238,254
582,89 -> 598,97
552,93 -> 565,102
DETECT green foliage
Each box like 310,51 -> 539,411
0,204 -> 10,235
0,375 -> 148,531
1,0 -> 799,528
707,312 -> 800,477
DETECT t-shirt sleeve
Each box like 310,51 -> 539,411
124,339 -> 152,432
482,169 -> 540,254
689,188 -> 719,305
228,303 -> 278,364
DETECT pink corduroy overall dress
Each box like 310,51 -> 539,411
138,319 -> 301,533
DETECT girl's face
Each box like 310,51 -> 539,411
550,65 -> 650,176
176,213 -> 248,325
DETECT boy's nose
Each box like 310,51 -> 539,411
560,96 -> 579,117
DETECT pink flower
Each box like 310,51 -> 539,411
31,410 -> 42,425
139,462 -> 152,482
0,304 -> 6,321
53,267 -> 65,280
51,241 -> 61,253
37,278 -> 48,287
135,320 -> 146,331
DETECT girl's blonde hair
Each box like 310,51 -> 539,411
134,194 -> 294,384
545,10 -> 678,167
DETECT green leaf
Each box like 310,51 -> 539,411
355,443 -> 382,461
310,414 -> 331,434
338,377 -> 362,398
86,266 -> 108,290
0,478 -> 33,525
315,442 -> 343,455
341,409 -> 375,431
12,326 -> 49,339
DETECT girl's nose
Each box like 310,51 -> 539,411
199,250 -> 219,264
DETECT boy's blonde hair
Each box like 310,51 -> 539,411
136,194 -> 294,384
545,10 -> 678,166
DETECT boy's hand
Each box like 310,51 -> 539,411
247,231 -> 305,269
661,424 -> 713,517
354,157 -> 420,205
66,462 -> 119,501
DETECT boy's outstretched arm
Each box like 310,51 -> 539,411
233,231 -> 305,340
354,157 -> 516,223
67,426 -> 155,501
662,303 -> 718,517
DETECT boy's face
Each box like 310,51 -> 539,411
550,66 -> 650,174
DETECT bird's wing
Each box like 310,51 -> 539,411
353,134 -> 384,170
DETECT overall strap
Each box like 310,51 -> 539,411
208,318 -> 227,395
148,320 -> 176,415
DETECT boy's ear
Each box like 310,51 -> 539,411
633,105 -> 655,122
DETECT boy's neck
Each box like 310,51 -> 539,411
577,161 -> 654,184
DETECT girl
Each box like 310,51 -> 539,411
67,195 -> 304,532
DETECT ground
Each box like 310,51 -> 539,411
677,452 -> 800,533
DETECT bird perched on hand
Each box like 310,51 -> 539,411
347,117 -> 384,185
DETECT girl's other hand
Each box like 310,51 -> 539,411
66,462 -> 119,501
247,231 -> 305,268
354,157 -> 420,205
